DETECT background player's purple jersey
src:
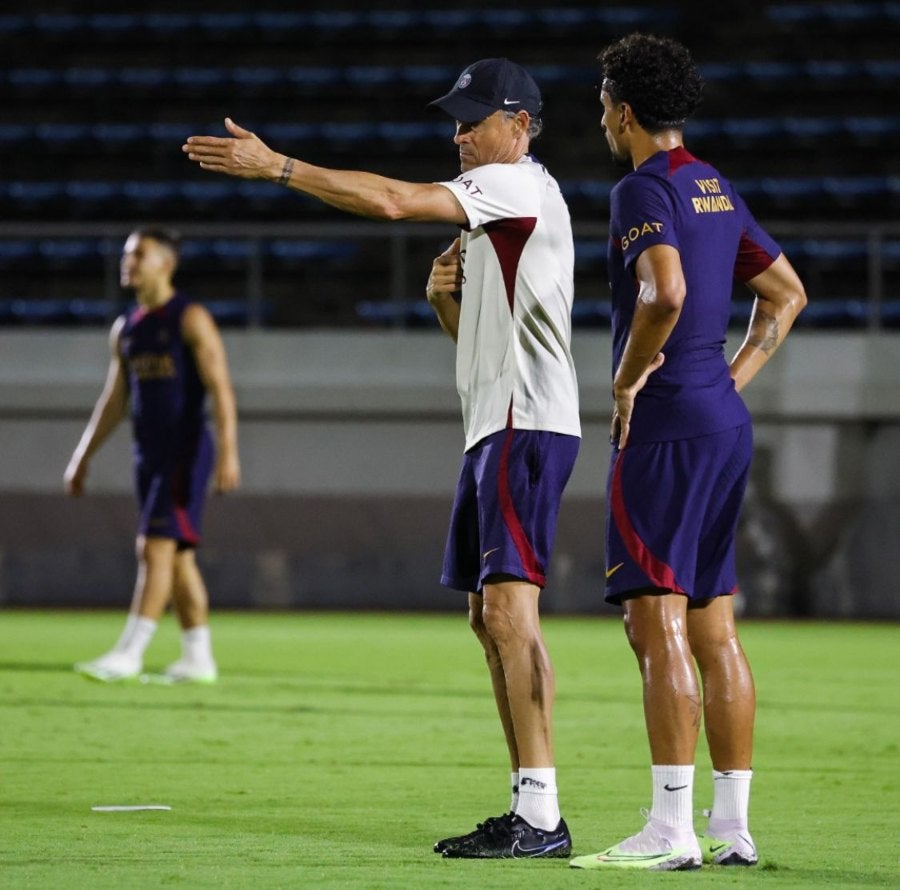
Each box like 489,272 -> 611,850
608,146 -> 781,444
118,292 -> 207,466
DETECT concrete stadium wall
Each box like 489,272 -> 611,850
1,330 -> 898,617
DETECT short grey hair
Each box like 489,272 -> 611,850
504,110 -> 543,140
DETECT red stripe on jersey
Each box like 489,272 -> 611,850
484,217 -> 537,312
497,428 -> 545,585
734,230 -> 777,281
610,451 -> 685,593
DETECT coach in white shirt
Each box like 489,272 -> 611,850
184,58 -> 580,860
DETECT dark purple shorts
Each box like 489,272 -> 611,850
135,427 -> 214,547
605,423 -> 752,604
441,428 -> 579,593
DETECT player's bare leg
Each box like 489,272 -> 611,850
438,577 -> 571,858
469,592 -> 519,772
576,590 -> 703,867
481,578 -> 555,767
688,595 -> 758,865
161,548 -> 218,683
74,535 -> 175,680
478,577 -> 564,832
131,535 -> 178,620
172,548 -> 210,630
623,591 -> 701,765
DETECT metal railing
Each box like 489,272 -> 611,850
0,220 -> 898,328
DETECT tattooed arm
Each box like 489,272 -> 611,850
730,253 -> 807,393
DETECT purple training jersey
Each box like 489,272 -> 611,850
608,146 -> 781,444
119,292 -> 212,544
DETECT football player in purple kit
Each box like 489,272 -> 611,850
65,228 -> 240,684
570,35 -> 807,872
183,58 -> 579,859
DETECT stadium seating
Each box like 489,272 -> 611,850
1,2 -> 897,326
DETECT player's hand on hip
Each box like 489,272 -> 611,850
426,237 -> 463,304
183,118 -> 283,181
611,352 -> 665,449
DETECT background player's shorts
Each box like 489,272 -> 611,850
605,423 -> 752,604
441,428 -> 579,593
134,428 -> 214,547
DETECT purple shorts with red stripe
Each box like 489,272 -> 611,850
135,427 -> 214,547
605,423 -> 752,604
441,428 -> 579,593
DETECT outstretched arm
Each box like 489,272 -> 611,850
183,118 -> 468,224
612,244 -> 685,449
64,317 -> 129,495
730,253 -> 807,393
426,237 -> 462,342
181,304 -> 241,493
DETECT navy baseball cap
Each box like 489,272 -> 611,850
428,58 -> 542,123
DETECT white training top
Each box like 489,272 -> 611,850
437,155 -> 581,452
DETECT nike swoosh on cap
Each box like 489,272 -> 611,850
502,98 -> 520,105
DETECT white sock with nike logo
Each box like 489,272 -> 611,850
649,764 -> 695,834
514,767 -> 560,830
709,769 -> 752,832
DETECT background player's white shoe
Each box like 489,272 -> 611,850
74,650 -> 141,682
144,656 -> 218,685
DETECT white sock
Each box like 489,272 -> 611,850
182,625 -> 213,663
120,616 -> 157,659
709,769 -> 752,831
649,764 -> 695,833
510,771 -> 519,812
111,613 -> 140,652
515,767 -> 560,831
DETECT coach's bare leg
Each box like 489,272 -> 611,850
480,577 -> 555,766
172,548 -> 211,631
687,596 -> 755,770
130,535 -> 177,621
469,592 -> 520,770
623,591 -> 701,764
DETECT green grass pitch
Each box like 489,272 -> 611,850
1,610 -> 897,888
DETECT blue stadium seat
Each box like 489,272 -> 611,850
268,240 -> 358,263
286,67 -> 343,89
0,15 -> 29,36
0,124 -> 31,145
64,68 -> 114,89
35,123 -> 89,145
38,239 -> 101,262
118,68 -> 171,89
345,66 -> 397,87
8,68 -> 61,89
0,240 -> 37,263
87,13 -> 141,33
173,68 -> 228,89
232,68 -> 282,89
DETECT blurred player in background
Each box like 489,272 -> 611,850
569,35 -> 807,872
65,228 -> 240,684
184,57 -> 580,860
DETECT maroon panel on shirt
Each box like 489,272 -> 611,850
483,217 -> 537,311
667,145 -> 697,176
734,230 -> 777,282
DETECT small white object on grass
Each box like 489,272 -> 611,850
91,805 -> 172,812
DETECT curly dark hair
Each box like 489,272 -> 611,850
598,33 -> 703,132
